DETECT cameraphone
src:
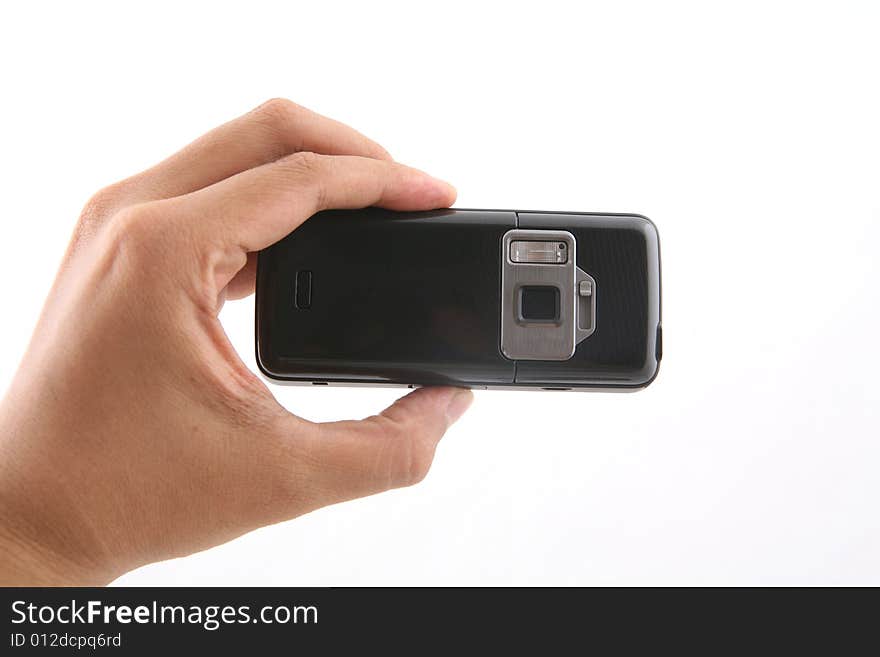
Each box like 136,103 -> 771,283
256,209 -> 661,390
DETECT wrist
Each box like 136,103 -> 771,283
0,481 -> 120,586
0,402 -> 119,586
0,524 -> 97,586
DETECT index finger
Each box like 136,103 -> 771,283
109,99 -> 393,207
173,151 -> 456,254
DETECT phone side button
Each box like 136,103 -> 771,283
655,324 -> 663,362
295,270 -> 312,309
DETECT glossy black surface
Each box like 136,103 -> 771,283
256,209 -> 661,389
257,209 -> 516,385
516,212 -> 661,387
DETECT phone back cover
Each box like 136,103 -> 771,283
256,209 -> 660,389
257,209 -> 516,385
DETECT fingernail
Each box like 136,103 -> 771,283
445,389 -> 473,425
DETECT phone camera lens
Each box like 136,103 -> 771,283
519,286 -> 560,322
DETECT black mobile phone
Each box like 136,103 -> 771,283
255,209 -> 661,390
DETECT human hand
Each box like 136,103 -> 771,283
0,99 -> 473,585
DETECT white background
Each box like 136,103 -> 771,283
1,1 -> 878,585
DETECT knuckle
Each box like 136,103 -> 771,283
252,97 -> 301,132
398,438 -> 435,486
71,202 -> 180,309
102,202 -> 173,266
113,202 -> 162,241
369,415 -> 435,487
280,149 -> 323,174
277,151 -> 328,208
76,182 -> 131,236
249,98 -> 304,160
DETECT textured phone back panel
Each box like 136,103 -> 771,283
514,213 -> 661,386
257,209 -> 517,384
257,209 -> 661,389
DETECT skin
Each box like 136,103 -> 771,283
0,99 -> 473,585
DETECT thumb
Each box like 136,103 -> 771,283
292,386 -> 473,508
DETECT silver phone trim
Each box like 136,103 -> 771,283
499,229 -> 596,361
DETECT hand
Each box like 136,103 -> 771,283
0,99 -> 473,585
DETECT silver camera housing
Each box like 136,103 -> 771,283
500,229 -> 597,360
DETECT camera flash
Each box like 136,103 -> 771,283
509,240 -> 568,264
